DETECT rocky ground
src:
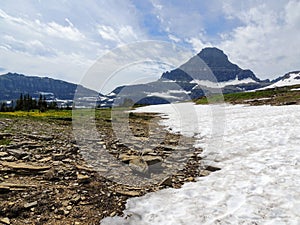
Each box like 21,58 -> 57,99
0,110 -> 219,225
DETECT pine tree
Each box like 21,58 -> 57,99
16,93 -> 24,111
0,102 -> 6,112
38,94 -> 43,110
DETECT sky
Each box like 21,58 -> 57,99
1,0 -> 300,92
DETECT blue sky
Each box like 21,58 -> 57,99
1,0 -> 300,91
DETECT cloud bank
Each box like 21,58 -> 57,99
0,0 -> 299,90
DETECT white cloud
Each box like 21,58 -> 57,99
168,34 -> 181,43
150,0 -> 205,38
45,21 -> 85,41
0,46 -> 94,84
2,35 -> 53,56
218,0 -> 300,79
285,0 -> 300,28
98,25 -> 138,44
0,0 -> 300,89
145,0 -> 300,79
185,37 -> 211,53
98,25 -> 120,42
0,1 -> 147,87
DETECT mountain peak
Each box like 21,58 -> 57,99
197,47 -> 230,66
197,47 -> 226,58
197,47 -> 239,73
162,47 -> 260,83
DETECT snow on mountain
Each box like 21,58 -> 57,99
146,92 -> 181,99
102,103 -> 300,225
258,71 -> 300,90
192,77 -> 258,89
145,89 -> 191,100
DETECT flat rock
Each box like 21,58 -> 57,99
159,176 -> 172,187
39,156 -> 52,162
0,185 -> 10,193
7,149 -> 28,159
6,141 -> 37,149
116,190 -> 141,197
77,174 -> 90,183
199,170 -> 211,176
24,201 -> 38,209
129,158 -> 148,174
119,154 -> 139,162
1,161 -> 51,171
0,182 -> 37,188
75,164 -> 95,172
0,217 -> 10,225
23,134 -> 53,141
0,156 -> 16,162
142,155 -> 162,165
0,152 -> 8,157
159,145 -> 175,151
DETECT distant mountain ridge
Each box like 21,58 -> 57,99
0,73 -> 98,101
1,48 -> 298,107
99,47 -> 272,107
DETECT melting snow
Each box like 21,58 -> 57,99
101,103 -> 300,225
291,88 -> 300,91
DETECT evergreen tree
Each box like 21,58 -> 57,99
0,102 -> 6,112
38,94 -> 43,110
48,101 -> 57,110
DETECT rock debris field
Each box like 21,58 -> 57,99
0,111 -> 217,225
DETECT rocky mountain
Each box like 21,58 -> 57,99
100,47 -> 271,107
161,48 -> 260,82
0,73 -> 99,102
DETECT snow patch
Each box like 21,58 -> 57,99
192,77 -> 257,89
291,88 -> 300,91
102,103 -> 300,225
146,92 -> 180,99
107,92 -> 117,97
258,72 -> 300,90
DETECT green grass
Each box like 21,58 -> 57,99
0,109 -> 73,121
0,138 -> 11,145
195,85 -> 300,105
0,109 -> 71,117
0,108 -> 117,123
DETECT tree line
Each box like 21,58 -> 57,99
0,94 -> 58,112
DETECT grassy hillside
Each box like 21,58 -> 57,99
195,84 -> 300,105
